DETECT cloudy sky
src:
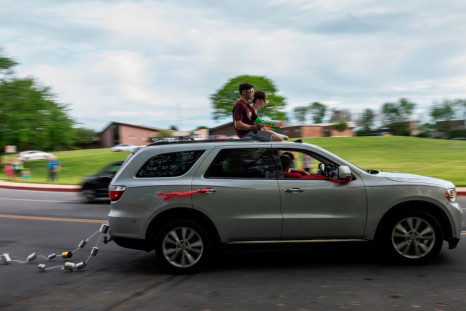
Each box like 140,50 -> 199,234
1,0 -> 465,131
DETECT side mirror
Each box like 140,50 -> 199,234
338,166 -> 352,179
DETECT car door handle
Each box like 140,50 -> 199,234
285,188 -> 303,193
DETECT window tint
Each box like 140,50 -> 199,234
205,148 -> 278,179
136,150 -> 205,177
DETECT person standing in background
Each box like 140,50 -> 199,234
303,154 -> 313,173
47,156 -> 60,182
12,157 -> 23,178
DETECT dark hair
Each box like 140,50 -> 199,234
282,151 -> 295,160
280,155 -> 293,171
238,83 -> 254,95
252,91 -> 266,103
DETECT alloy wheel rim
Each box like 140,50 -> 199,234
162,227 -> 203,268
391,216 -> 436,259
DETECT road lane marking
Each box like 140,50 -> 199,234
0,197 -> 70,203
0,213 -> 106,224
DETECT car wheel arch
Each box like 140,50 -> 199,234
145,208 -> 221,248
374,200 -> 453,242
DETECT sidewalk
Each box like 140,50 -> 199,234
0,180 -> 81,192
0,179 -> 465,195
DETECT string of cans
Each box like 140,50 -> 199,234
0,223 -> 109,272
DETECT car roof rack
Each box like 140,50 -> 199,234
147,138 -> 264,146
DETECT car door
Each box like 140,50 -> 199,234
277,150 -> 367,239
192,146 -> 282,242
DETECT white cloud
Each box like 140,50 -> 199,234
1,0 -> 465,131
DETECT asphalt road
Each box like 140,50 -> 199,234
1,189 -> 466,311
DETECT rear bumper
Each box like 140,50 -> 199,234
112,235 -> 153,251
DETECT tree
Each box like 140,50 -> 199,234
357,109 -> 376,133
329,109 -> 352,123
211,75 -> 287,121
417,122 -> 436,138
309,102 -> 327,123
0,52 -> 75,151
0,56 -> 17,71
156,129 -> 174,138
73,127 -> 97,148
380,98 -> 416,135
381,98 -> 415,125
170,125 -> 179,131
293,106 -> 308,122
332,122 -> 348,132
430,100 -> 455,122
0,52 -> 17,79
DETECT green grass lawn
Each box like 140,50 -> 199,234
1,136 -> 466,186
1,149 -> 130,185
302,136 -> 466,186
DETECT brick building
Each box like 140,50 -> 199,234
209,121 -> 355,138
208,122 -> 237,137
277,123 -> 355,138
99,122 -> 170,148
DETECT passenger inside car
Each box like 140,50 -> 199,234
279,149 -> 316,177
280,154 -> 308,178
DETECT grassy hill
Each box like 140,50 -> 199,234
1,149 -> 129,185
1,136 -> 466,186
302,136 -> 466,186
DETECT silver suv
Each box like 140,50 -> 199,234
108,140 -> 462,273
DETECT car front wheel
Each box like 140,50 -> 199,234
155,220 -> 211,273
382,210 -> 443,264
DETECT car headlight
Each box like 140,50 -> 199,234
445,188 -> 457,203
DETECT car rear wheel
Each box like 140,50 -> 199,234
155,220 -> 212,273
382,210 -> 443,264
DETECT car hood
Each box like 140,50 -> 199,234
378,171 -> 454,188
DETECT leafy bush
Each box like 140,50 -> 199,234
332,122 -> 348,132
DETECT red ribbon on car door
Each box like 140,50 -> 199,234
156,189 -> 210,201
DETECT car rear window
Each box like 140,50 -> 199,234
136,150 -> 205,177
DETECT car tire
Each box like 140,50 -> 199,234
381,210 -> 443,264
155,219 -> 212,273
81,189 -> 97,203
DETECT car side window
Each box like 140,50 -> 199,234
205,148 -> 278,179
136,150 -> 205,177
276,148 -> 344,180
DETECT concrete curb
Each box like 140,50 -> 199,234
0,180 -> 81,192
